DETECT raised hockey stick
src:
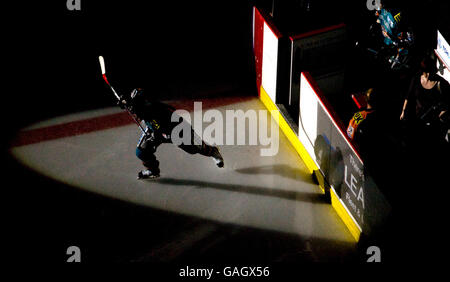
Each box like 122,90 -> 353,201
98,55 -> 147,134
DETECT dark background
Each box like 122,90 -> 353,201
8,0 -> 259,129
7,0 -> 450,130
3,0 -> 450,271
5,0 -> 263,267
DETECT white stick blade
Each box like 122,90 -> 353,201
99,56 -> 106,75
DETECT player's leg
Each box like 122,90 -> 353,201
177,128 -> 224,168
136,135 -> 161,179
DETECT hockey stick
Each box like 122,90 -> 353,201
99,55 -> 120,100
98,55 -> 147,134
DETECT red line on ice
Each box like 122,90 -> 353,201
11,97 -> 251,147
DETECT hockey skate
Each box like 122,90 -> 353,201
137,169 -> 160,180
211,147 -> 224,168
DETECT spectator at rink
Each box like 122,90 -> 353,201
399,56 -> 449,146
347,88 -> 379,147
346,88 -> 387,188
374,0 -> 403,47
372,0 -> 414,70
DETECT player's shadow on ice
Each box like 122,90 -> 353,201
235,164 -> 313,182
154,178 -> 327,204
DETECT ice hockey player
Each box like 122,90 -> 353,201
118,88 -> 224,179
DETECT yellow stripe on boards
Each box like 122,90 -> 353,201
259,87 -> 318,173
259,86 -> 361,242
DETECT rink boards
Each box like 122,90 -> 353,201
253,6 -> 391,241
